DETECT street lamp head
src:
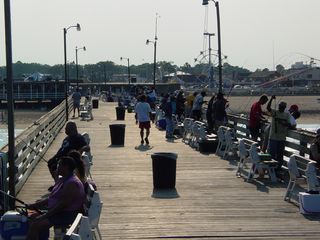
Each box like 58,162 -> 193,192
146,39 -> 150,45
120,57 -> 123,61
83,46 -> 86,51
76,23 -> 81,31
202,0 -> 209,5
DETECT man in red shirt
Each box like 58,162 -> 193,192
249,95 -> 268,141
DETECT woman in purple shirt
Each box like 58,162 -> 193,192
26,156 -> 85,240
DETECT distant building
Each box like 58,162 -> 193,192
162,71 -> 206,86
246,70 -> 281,85
286,66 -> 320,87
110,74 -> 140,83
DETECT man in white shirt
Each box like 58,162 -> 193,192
192,91 -> 206,120
135,95 -> 152,145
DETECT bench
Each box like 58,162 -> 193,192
284,154 -> 319,202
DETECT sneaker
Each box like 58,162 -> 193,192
145,138 -> 149,145
140,139 -> 144,145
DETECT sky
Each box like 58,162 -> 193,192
1,0 -> 320,71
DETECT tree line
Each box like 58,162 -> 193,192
0,60 -> 251,82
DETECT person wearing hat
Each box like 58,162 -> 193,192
287,104 -> 300,128
266,95 -> 294,172
310,129 -> 320,166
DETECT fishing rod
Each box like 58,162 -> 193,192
0,189 -> 26,206
0,189 -> 44,214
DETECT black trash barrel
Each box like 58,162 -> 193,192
92,99 -> 99,109
151,152 -> 177,189
116,107 -> 125,120
109,124 -> 126,145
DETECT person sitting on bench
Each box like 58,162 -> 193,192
26,156 -> 85,240
47,121 -> 89,182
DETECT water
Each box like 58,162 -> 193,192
0,129 -> 24,149
297,124 -> 319,133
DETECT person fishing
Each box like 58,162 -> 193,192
26,156 -> 85,240
248,95 -> 269,141
266,96 -> 293,172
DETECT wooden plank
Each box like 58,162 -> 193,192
17,102 -> 320,239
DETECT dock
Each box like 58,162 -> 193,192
17,101 -> 320,239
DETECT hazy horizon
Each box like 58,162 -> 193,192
1,0 -> 320,71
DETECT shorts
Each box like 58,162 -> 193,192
73,102 -> 80,108
139,121 -> 151,129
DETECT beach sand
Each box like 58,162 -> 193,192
0,110 -> 48,130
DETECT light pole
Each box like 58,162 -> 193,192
146,13 -> 160,90
4,0 -> 16,209
75,46 -> 86,88
202,0 -> 222,93
203,32 -> 215,90
120,57 -> 130,86
146,39 -> 157,89
64,23 -> 81,121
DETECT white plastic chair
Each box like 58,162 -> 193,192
284,155 -> 303,201
190,121 -> 203,149
87,191 -> 103,240
305,161 -> 320,192
64,213 -> 93,240
222,128 -> 238,159
199,124 -> 216,141
215,126 -> 227,156
247,143 -> 277,182
182,118 -> 194,144
284,155 -> 319,201
82,132 -> 93,178
236,139 -> 250,177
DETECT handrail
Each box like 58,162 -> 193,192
0,97 -> 73,198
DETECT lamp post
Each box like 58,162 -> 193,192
202,0 -> 222,93
146,13 -> 160,90
4,0 -> 16,209
203,32 -> 215,90
64,23 -> 81,121
120,57 -> 130,86
75,46 -> 86,88
146,39 -> 157,89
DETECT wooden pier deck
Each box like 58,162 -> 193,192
18,102 -> 320,239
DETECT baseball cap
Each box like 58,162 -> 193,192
289,104 -> 299,112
